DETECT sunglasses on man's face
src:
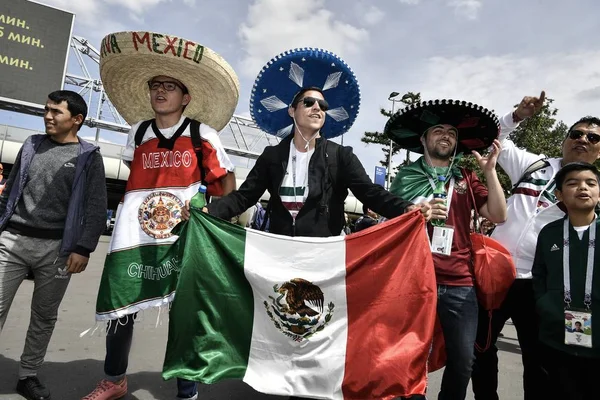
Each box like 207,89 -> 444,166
568,129 -> 600,145
147,80 -> 184,92
301,96 -> 329,111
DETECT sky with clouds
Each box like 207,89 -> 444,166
2,0 -> 600,176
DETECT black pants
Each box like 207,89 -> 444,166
541,344 -> 600,400
471,279 -> 548,400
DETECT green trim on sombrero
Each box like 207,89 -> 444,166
384,99 -> 500,154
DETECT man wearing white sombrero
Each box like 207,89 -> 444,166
385,100 -> 508,400
83,31 -> 239,400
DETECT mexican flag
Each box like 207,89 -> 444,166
95,135 -> 204,321
162,210 -> 437,399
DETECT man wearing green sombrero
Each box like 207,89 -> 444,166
385,99 -> 507,400
83,31 -> 239,400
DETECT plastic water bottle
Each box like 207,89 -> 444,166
432,176 -> 447,227
190,185 -> 207,209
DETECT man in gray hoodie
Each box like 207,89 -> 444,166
0,90 -> 107,400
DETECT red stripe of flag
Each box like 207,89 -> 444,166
342,211 -> 437,399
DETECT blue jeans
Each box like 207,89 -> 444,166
436,285 -> 478,400
400,285 -> 478,400
104,314 -> 198,399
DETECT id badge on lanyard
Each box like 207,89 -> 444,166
431,225 -> 454,256
430,177 -> 455,256
563,219 -> 595,348
565,311 -> 592,348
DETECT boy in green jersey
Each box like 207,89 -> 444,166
532,161 -> 600,399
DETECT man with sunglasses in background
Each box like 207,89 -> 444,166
83,31 -> 239,400
471,91 -> 600,400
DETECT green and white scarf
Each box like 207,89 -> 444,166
390,156 -> 464,203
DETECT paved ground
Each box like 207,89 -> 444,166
1,237 -> 524,400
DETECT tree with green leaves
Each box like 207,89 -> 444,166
361,92 -> 421,182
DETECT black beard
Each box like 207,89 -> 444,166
429,145 -> 455,160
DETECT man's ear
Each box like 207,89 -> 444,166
183,93 -> 191,107
73,114 -> 84,128
288,105 -> 295,118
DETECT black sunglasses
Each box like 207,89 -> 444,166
301,96 -> 329,111
147,80 -> 185,92
568,129 -> 600,145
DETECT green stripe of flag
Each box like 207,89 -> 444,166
163,211 -> 253,383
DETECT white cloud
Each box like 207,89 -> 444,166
356,4 -> 385,26
42,0 -> 169,30
238,0 -> 369,77
345,49 -> 600,176
397,0 -> 483,19
42,0 -> 104,28
414,51 -> 600,126
41,0 -> 128,39
104,0 -> 169,15
447,0 -> 483,20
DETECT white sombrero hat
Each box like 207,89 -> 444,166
100,31 -> 239,131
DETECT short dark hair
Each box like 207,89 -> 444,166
47,90 -> 88,131
555,162 -> 600,191
567,116 -> 600,135
290,87 -> 325,109
575,321 -> 582,326
178,82 -> 189,95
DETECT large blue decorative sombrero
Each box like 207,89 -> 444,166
384,99 -> 500,154
250,48 -> 361,139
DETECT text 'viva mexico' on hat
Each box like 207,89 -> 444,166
99,31 -> 239,132
250,48 -> 360,139
384,99 -> 500,154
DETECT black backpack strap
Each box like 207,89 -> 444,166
134,119 -> 154,147
189,119 -> 207,187
511,158 -> 550,194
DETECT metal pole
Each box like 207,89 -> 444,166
386,101 -> 395,190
